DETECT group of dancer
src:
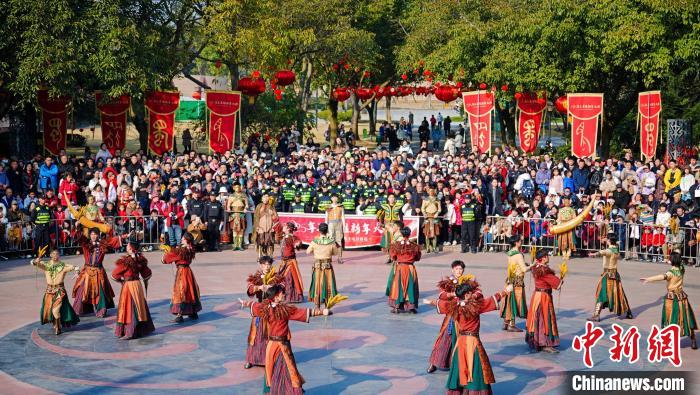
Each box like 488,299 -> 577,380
30,218 -> 698,395
31,227 -> 202,338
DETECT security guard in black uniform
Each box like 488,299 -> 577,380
290,194 -> 306,213
32,194 -> 52,255
187,190 -> 206,221
298,183 -> 313,212
203,191 -> 225,251
375,185 -> 388,206
328,179 -> 342,196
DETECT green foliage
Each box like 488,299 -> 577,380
244,91 -> 313,135
318,109 -> 352,123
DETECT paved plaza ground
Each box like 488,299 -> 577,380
0,247 -> 698,394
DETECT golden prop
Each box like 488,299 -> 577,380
325,294 -> 348,309
457,274 -> 475,285
549,200 -> 595,235
507,263 -> 516,283
559,261 -> 568,280
64,193 -> 112,234
262,267 -> 277,285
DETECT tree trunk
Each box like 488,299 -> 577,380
131,97 -> 148,153
298,58 -> 313,131
328,98 -> 339,147
351,94 -> 360,139
385,96 -> 392,123
495,100 -> 509,147
368,100 -> 377,135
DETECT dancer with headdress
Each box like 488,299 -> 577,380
227,184 -> 248,251
377,193 -> 403,263
239,285 -> 332,395
526,249 -> 564,353
31,248 -> 80,335
424,277 -> 512,394
111,240 -> 155,339
588,233 -> 633,321
386,226 -> 421,314
422,187 -> 442,253
72,227 -> 122,317
501,235 -> 529,332
306,223 -> 340,308
326,194 -> 345,264
641,251 -> 698,349
245,255 -> 284,369
279,222 -> 304,303
427,260 -> 465,373
162,232 -> 202,323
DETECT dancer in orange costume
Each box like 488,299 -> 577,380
162,232 -> 202,322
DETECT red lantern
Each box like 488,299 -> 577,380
332,64 -> 339,71
537,97 -> 546,106
344,63 -> 350,70
401,73 -> 408,81
238,77 -> 266,102
215,59 -> 222,69
555,96 -> 568,113
423,69 -> 431,77
374,86 -> 386,99
333,87 -> 351,102
364,71 -> 371,78
434,85 -> 459,103
456,81 -> 464,88
501,84 -> 508,92
514,92 -> 523,101
192,90 -> 202,100
251,70 -> 261,79
479,82 -> 487,90
355,88 -> 374,100
274,70 -> 295,86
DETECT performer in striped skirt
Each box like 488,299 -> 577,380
588,234 -> 633,321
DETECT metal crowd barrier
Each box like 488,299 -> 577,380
483,216 -> 699,264
0,215 -> 169,259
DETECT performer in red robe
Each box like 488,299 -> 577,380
72,228 -> 123,317
279,222 -> 304,303
111,240 -> 155,339
525,249 -> 563,353
245,256 -> 284,369
427,260 -> 465,373
240,284 -> 331,395
425,279 -> 511,395
386,227 -> 422,313
162,232 -> 202,322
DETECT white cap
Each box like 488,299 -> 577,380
219,186 -> 228,194
184,189 -> 192,196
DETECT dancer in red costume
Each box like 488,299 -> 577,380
245,255 -> 284,369
162,232 -> 202,322
111,240 -> 155,339
279,222 -> 304,303
427,260 -> 465,373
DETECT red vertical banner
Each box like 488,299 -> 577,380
568,93 -> 603,158
515,92 -> 546,153
206,91 -> 242,154
37,90 -> 71,155
95,92 -> 130,155
145,91 -> 180,155
462,90 -> 494,155
638,91 -> 662,161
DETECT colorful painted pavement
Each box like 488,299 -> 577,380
0,249 -> 697,394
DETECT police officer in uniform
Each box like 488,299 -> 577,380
460,193 -> 478,253
203,191 -> 225,251
316,185 -> 332,213
361,194 -> 378,216
298,183 -> 313,212
187,190 -> 206,221
32,194 -> 52,255
341,185 -> 356,213
290,194 -> 306,213
281,179 -> 297,212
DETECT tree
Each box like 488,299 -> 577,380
398,0 -> 700,156
0,0 -> 204,154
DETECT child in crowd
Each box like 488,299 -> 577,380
650,226 -> 666,262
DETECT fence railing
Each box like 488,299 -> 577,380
483,216 -> 699,263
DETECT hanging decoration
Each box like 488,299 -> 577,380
38,89 -> 71,155
206,90 -> 242,154
515,92 -> 547,153
95,91 -> 130,155
637,91 -> 662,161
463,90 -> 495,155
145,91 -> 180,155
568,93 -> 604,158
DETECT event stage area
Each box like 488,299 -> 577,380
0,248 -> 698,394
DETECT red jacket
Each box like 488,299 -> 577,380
165,202 -> 185,227
58,180 -> 79,206
651,233 -> 665,247
641,233 -> 653,247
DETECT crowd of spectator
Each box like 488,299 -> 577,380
0,122 -> 699,264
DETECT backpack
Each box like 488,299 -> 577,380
521,179 -> 534,199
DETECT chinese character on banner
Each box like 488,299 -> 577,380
350,223 -> 361,234
609,324 -> 640,363
647,324 -> 682,367
362,223 -> 371,235
573,321 -> 605,368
